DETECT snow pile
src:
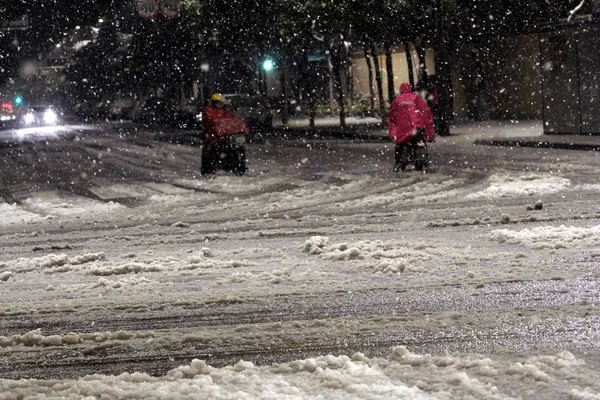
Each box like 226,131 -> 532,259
0,328 -> 155,348
69,252 -> 106,265
264,180 -> 367,212
94,276 -> 158,289
303,236 -> 432,274
372,258 -> 412,274
0,328 -> 74,348
0,202 -> 46,225
336,177 -> 468,210
23,196 -> 125,216
1,249 -> 253,281
0,270 -> 14,282
267,268 -> 291,284
467,173 -> 571,199
89,262 -> 162,276
572,183 -> 600,192
183,250 -> 248,271
5,253 -> 69,273
489,225 -> 600,249
217,269 -> 290,285
3,252 -> 105,274
303,236 -> 331,255
175,176 -> 295,196
1,346 -> 597,399
217,271 -> 256,285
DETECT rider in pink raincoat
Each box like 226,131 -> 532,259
387,82 -> 436,168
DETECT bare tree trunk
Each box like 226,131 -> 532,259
279,52 -> 289,126
405,43 -> 415,88
347,45 -> 354,108
180,82 -> 186,110
435,0 -> 452,135
415,43 -> 428,85
309,98 -> 316,129
384,42 -> 395,102
300,53 -> 316,129
332,46 -> 346,128
364,46 -> 375,112
328,54 -> 335,111
258,69 -> 266,96
346,28 -> 353,108
370,43 -> 386,125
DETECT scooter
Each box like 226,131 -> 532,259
201,133 -> 247,176
394,128 -> 431,172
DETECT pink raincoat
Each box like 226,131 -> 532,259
387,83 -> 436,144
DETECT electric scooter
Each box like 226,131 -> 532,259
394,128 -> 431,172
201,133 -> 247,176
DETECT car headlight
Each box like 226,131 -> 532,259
44,110 -> 58,124
24,113 -> 35,124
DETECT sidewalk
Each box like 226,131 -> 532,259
274,118 -> 600,151
445,120 -> 598,151
274,116 -> 387,141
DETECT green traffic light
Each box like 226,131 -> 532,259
14,96 -> 23,105
262,59 -> 274,71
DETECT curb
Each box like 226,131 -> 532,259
474,139 -> 600,151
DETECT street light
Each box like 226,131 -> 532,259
262,58 -> 274,71
258,59 -> 275,97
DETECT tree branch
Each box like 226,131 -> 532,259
568,0 -> 587,22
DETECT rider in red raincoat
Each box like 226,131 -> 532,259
203,94 -> 248,143
201,93 -> 249,175
387,83 -> 436,169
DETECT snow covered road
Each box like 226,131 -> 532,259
1,128 -> 599,398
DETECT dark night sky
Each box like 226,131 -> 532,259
1,0 -> 124,57
2,0 -> 114,23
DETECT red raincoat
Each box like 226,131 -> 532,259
203,105 -> 249,142
387,83 -> 436,144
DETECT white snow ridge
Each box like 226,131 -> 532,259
489,225 -> 600,249
1,347 -> 598,399
467,173 -> 571,199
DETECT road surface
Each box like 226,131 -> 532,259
0,123 -> 599,397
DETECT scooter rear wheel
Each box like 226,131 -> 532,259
232,148 -> 247,176
233,164 -> 247,176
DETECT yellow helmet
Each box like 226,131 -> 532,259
210,93 -> 224,103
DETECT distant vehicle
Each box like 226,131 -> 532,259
223,94 -> 273,142
21,105 -> 60,127
1,101 -> 20,127
134,97 -> 203,130
109,98 -> 135,120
